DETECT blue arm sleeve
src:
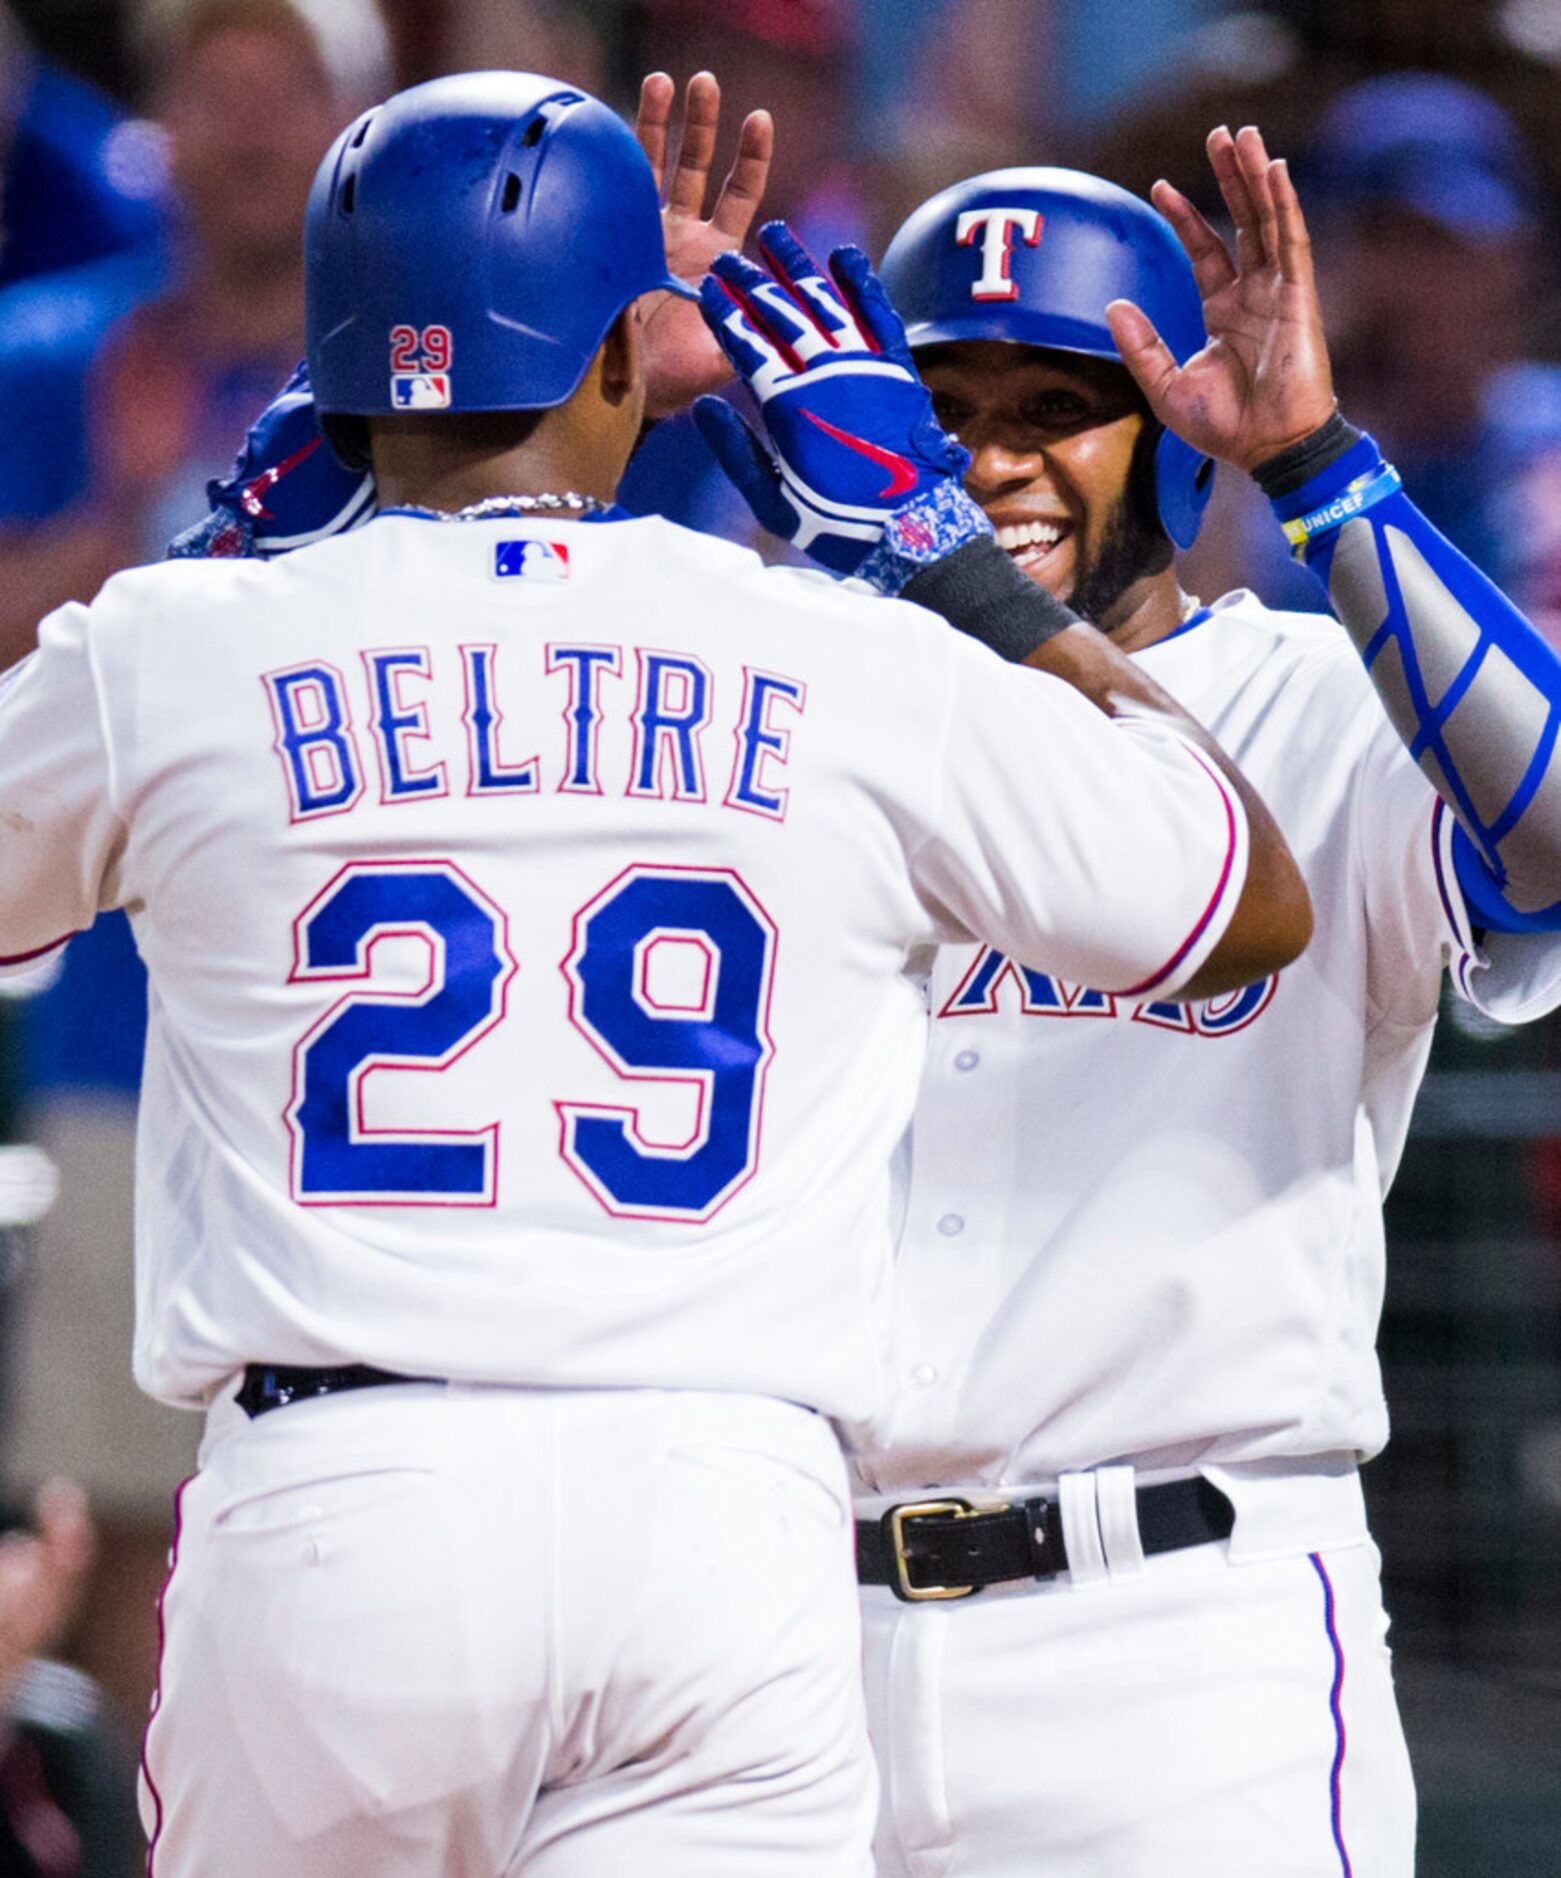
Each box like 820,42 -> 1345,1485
1273,434 -> 1561,932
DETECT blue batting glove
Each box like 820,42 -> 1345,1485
694,221 -> 991,590
167,362 -> 377,559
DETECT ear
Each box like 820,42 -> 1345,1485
598,304 -> 644,409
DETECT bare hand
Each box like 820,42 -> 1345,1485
636,71 -> 774,421
1105,125 -> 1336,474
0,1479 -> 95,1708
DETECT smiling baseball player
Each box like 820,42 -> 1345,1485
767,132 -> 1560,1877
0,75 -> 1313,1877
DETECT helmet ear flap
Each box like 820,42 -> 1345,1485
322,413 -> 371,473
1154,429 -> 1214,549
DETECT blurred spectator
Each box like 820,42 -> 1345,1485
1085,0 -> 1561,238
0,3 -> 166,295
858,0 -> 1055,250
0,0 -> 377,668
1484,362 -> 1561,651
2,0 -> 364,1755
1308,74 -> 1542,555
92,0 -> 344,558
0,0 -> 173,654
0,1481 -> 139,1878
378,0 -> 605,95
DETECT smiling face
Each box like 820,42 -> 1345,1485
920,340 -> 1176,637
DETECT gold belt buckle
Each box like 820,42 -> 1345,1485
886,1498 -> 1001,1601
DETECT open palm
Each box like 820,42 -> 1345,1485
1106,125 -> 1336,473
635,72 -> 774,420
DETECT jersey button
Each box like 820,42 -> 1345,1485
937,1213 -> 964,1237
907,1363 -> 938,1390
953,1050 -> 980,1072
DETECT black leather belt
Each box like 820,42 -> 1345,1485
236,1363 -> 434,1419
857,1477 -> 1235,1601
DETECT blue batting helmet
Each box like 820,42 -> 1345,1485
879,168 -> 1214,548
305,71 -> 692,450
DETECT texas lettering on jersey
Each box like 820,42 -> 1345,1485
262,643 -> 807,822
940,945 -> 1279,1037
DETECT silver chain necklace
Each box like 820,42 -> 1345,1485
394,493 -> 608,522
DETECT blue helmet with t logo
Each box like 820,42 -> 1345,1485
879,168 -> 1214,547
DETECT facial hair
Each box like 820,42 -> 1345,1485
1066,468 -> 1171,627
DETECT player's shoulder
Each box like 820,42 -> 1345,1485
1191,587 -> 1378,700
86,517 -> 409,632
641,518 -> 874,607
767,561 -> 945,632
91,546 -> 285,613
1201,587 -> 1349,654
648,519 -> 961,654
73,554 -> 263,648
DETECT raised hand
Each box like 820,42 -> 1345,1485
1106,125 -> 1336,474
694,221 -> 976,580
636,71 -> 774,420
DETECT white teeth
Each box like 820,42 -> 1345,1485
995,520 -> 1063,552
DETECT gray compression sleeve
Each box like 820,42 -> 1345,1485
1263,426 -> 1561,929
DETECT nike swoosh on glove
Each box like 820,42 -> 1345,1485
694,221 -> 991,590
166,361 -> 377,560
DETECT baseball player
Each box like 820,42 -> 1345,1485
0,74 -> 1310,1877
703,133 -> 1558,1876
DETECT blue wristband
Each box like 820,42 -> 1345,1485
854,481 -> 994,596
1269,431 -> 1402,562
1279,463 -> 1403,560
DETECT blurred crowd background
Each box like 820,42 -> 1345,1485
0,1 -> 1558,1871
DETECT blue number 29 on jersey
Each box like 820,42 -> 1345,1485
560,865 -> 776,1221
286,859 -> 776,1222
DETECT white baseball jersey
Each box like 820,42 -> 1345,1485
0,512 -> 1249,1423
854,588 -> 1561,1490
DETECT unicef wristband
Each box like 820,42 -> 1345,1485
1279,462 -> 1404,561
1259,418 -> 1401,563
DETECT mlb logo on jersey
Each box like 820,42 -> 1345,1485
493,539 -> 571,581
392,374 -> 452,409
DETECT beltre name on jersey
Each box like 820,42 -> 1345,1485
0,511 -> 1251,1426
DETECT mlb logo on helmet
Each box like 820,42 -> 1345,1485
389,323 -> 453,408
392,374 -> 452,409
493,540 -> 571,582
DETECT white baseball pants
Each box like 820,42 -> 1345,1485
142,1383 -> 875,1876
861,1479 -> 1415,1876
